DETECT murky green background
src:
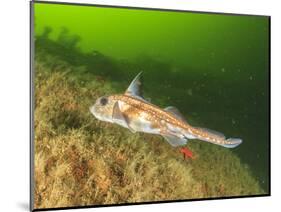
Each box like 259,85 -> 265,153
34,2 -> 269,192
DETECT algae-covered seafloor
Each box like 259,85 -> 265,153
33,2 -> 269,210
34,51 -> 265,209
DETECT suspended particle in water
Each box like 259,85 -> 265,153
165,84 -> 171,88
221,68 -> 225,72
249,76 -> 253,80
232,119 -> 236,125
172,66 -> 179,73
192,112 -> 198,116
187,89 -> 193,96
92,51 -> 98,56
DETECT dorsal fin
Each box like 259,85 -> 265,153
125,72 -> 143,98
164,106 -> 188,123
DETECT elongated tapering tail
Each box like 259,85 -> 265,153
184,127 -> 242,148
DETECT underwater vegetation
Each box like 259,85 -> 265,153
34,33 -> 266,209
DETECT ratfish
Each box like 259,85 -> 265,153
90,72 -> 242,151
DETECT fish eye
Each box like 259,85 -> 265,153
100,97 -> 108,106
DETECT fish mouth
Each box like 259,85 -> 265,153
89,105 -> 96,116
89,105 -> 104,121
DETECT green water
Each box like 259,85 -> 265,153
34,2 -> 270,192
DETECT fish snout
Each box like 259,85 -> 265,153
89,105 -> 96,116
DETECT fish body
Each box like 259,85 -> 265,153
90,73 -> 242,148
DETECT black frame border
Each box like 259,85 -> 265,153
30,0 -> 271,211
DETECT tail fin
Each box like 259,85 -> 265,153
222,138 -> 242,148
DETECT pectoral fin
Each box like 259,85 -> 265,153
112,102 -> 136,133
162,134 -> 188,147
